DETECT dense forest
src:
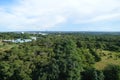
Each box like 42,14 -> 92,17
0,32 -> 120,80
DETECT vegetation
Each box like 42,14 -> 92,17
0,32 -> 120,80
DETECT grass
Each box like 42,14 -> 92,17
0,42 -> 18,52
94,50 -> 120,70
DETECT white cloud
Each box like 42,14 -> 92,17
0,0 -> 120,31
76,13 -> 120,23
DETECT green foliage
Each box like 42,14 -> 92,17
89,48 -> 101,62
81,68 -> 104,80
104,65 -> 120,80
52,39 -> 83,80
0,32 -> 120,80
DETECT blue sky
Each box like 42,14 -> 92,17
0,0 -> 14,5
0,0 -> 120,31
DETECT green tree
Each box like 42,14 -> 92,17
104,65 -> 120,80
81,68 -> 104,80
0,61 -> 13,80
52,39 -> 83,80
98,71 -> 104,80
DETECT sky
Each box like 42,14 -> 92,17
0,0 -> 120,31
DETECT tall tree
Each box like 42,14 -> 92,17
52,39 -> 83,80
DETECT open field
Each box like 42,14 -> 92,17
95,50 -> 120,70
0,42 -> 18,52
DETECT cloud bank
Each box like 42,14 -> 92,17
0,0 -> 120,31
